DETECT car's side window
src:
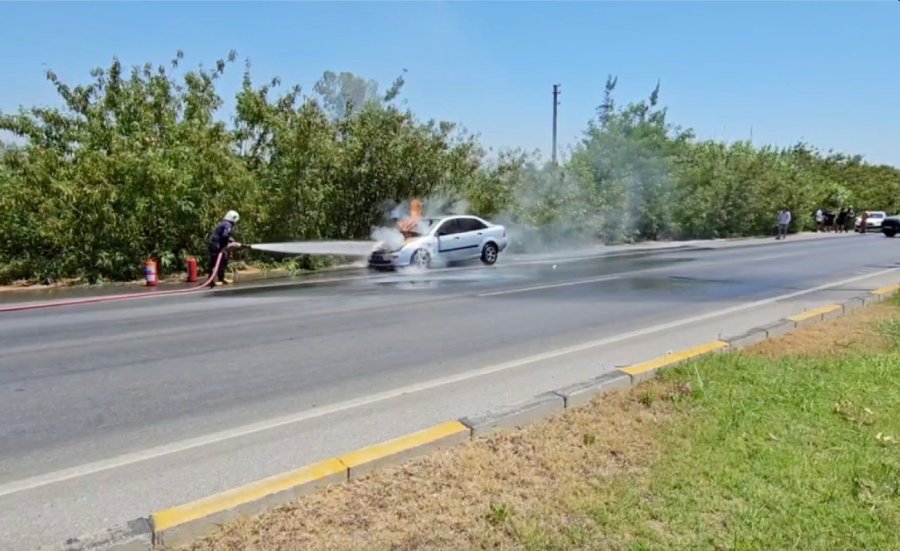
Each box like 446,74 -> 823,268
458,218 -> 487,232
436,219 -> 461,235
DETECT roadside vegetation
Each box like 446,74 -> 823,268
179,296 -> 900,551
2,52 -> 899,284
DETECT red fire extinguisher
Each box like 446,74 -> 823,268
185,257 -> 198,283
144,259 -> 158,287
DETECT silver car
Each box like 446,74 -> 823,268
369,215 -> 509,270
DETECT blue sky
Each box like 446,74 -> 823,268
2,1 -> 898,165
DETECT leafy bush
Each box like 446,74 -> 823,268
1,56 -> 898,284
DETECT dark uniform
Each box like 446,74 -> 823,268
208,219 -> 235,284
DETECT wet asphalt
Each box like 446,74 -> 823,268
0,233 -> 898,549
2,233 -> 896,472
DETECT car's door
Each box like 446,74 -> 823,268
454,217 -> 489,260
434,218 -> 465,260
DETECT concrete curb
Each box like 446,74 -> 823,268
339,421 -> 470,479
72,279 -> 899,550
551,371 -> 632,409
758,319 -> 796,339
786,304 -> 844,327
872,283 -> 900,297
150,458 -> 347,548
146,421 -> 469,549
843,296 -> 866,314
460,392 -> 565,438
618,341 -> 730,384
724,328 -> 769,350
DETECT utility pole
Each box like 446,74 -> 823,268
552,83 -> 560,165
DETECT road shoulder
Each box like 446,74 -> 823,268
162,291 -> 900,550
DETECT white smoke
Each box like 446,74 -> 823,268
370,226 -> 405,252
368,194 -> 468,248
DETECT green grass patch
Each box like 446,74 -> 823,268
185,299 -> 900,551
521,300 -> 900,550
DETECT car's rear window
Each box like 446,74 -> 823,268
457,217 -> 487,232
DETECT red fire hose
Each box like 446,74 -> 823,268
0,251 -> 228,314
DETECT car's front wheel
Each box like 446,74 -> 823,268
410,249 -> 431,269
884,227 -> 897,238
481,242 -> 499,265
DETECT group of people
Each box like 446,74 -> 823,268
814,207 -> 856,233
776,205 -> 859,240
206,204 -> 872,282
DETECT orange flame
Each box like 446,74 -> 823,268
398,198 -> 423,238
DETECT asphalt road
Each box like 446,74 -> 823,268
1,233 -> 898,549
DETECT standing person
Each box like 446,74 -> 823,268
837,208 -> 848,233
777,208 -> 792,240
845,206 -> 856,233
208,210 -> 242,286
860,211 -> 868,234
815,208 -> 824,232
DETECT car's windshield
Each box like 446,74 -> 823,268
870,212 -> 885,218
400,217 -> 440,238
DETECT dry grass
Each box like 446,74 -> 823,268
747,302 -> 900,359
181,383 -> 675,551
181,300 -> 900,551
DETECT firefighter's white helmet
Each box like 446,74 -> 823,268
224,210 -> 240,223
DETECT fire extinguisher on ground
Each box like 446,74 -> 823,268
185,257 -> 198,283
144,259 -> 159,287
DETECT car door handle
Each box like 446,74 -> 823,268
477,232 -> 483,235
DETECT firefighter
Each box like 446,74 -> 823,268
208,210 -> 242,286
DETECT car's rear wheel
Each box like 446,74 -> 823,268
411,249 -> 431,269
481,242 -> 499,265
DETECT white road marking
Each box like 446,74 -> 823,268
477,275 -> 621,297
0,266 -> 896,498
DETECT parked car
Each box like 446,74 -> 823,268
368,215 -> 509,270
881,214 -> 900,237
855,211 -> 887,232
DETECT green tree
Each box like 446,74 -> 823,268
0,51 -> 253,282
4,54 -> 900,285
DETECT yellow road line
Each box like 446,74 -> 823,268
151,420 -> 470,533
339,420 -> 469,468
786,304 -> 842,322
619,341 -> 729,377
872,283 -> 900,296
150,457 -> 346,532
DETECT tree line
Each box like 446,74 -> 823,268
1,53 -> 897,284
